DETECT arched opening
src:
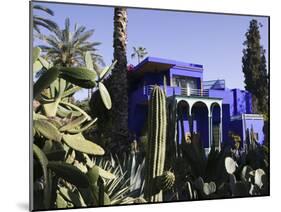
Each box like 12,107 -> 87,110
176,100 -> 191,144
211,103 -> 221,150
191,101 -> 209,148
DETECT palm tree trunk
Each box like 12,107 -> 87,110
110,7 -> 129,154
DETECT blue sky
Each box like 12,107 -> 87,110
33,2 -> 269,100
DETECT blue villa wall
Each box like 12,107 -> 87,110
232,89 -> 252,115
128,57 -> 265,148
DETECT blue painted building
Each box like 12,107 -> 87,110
128,57 -> 265,153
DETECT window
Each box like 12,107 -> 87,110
172,75 -> 198,89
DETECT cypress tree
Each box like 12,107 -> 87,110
242,19 -> 268,115
257,48 -> 269,114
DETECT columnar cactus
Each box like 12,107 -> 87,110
144,86 -> 167,202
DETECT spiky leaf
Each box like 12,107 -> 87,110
62,133 -> 104,155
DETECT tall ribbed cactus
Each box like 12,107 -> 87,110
144,86 -> 167,202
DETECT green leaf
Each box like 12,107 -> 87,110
97,166 -> 116,180
85,51 -> 94,71
33,144 -> 51,208
50,79 -> 58,99
56,78 -> 66,100
59,67 -> 97,81
59,186 -> 86,207
33,47 -> 41,64
60,101 -> 91,120
98,82 -> 112,110
56,193 -> 68,208
59,115 -> 88,132
62,86 -> 81,98
42,99 -> 60,117
60,75 -> 96,89
34,119 -> 62,142
38,56 -> 50,69
43,141 -> 66,161
33,60 -> 43,73
99,60 -> 117,80
33,144 -> 48,181
87,165 -> 100,185
57,104 -> 81,118
48,161 -> 90,188
33,67 -> 60,99
33,112 -> 48,120
67,118 -> 97,134
62,133 -> 105,155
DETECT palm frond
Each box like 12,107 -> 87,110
33,15 -> 59,30
33,4 -> 54,16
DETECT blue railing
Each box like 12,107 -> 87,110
145,85 -> 209,97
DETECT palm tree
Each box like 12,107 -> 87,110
109,7 -> 129,155
33,4 -> 59,33
131,46 -> 148,63
38,17 -> 103,67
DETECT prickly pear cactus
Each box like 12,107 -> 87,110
144,86 -> 167,202
156,171 -> 175,191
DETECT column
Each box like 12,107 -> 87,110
208,114 -> 212,151
219,110 -> 223,151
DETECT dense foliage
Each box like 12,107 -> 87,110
242,19 -> 269,115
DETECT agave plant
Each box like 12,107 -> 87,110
91,153 -> 146,205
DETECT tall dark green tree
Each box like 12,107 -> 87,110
257,49 -> 269,114
242,19 -> 268,114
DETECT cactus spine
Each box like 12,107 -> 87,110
144,86 -> 167,202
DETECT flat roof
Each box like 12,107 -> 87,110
128,56 -> 204,80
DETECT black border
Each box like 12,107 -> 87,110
29,0 -> 270,211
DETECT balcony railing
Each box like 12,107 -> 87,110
145,85 -> 209,97
181,87 -> 209,96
